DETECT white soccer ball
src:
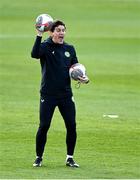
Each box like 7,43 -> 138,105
69,63 -> 88,82
35,14 -> 53,32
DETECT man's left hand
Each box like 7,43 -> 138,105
78,76 -> 89,84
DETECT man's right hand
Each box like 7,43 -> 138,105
37,30 -> 43,37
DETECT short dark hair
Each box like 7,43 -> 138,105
49,20 -> 66,32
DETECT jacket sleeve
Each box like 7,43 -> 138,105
31,36 -> 43,59
71,46 -> 78,65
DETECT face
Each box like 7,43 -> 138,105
51,25 -> 66,44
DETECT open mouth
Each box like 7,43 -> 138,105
59,36 -> 64,40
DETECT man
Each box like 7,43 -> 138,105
31,20 -> 87,168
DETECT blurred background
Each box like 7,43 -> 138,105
0,0 -> 140,178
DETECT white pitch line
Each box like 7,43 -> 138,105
0,34 -> 33,39
103,114 -> 119,118
0,34 -> 140,39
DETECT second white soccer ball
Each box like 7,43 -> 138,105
69,63 -> 86,81
35,14 -> 53,32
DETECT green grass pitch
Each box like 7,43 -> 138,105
0,0 -> 140,178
